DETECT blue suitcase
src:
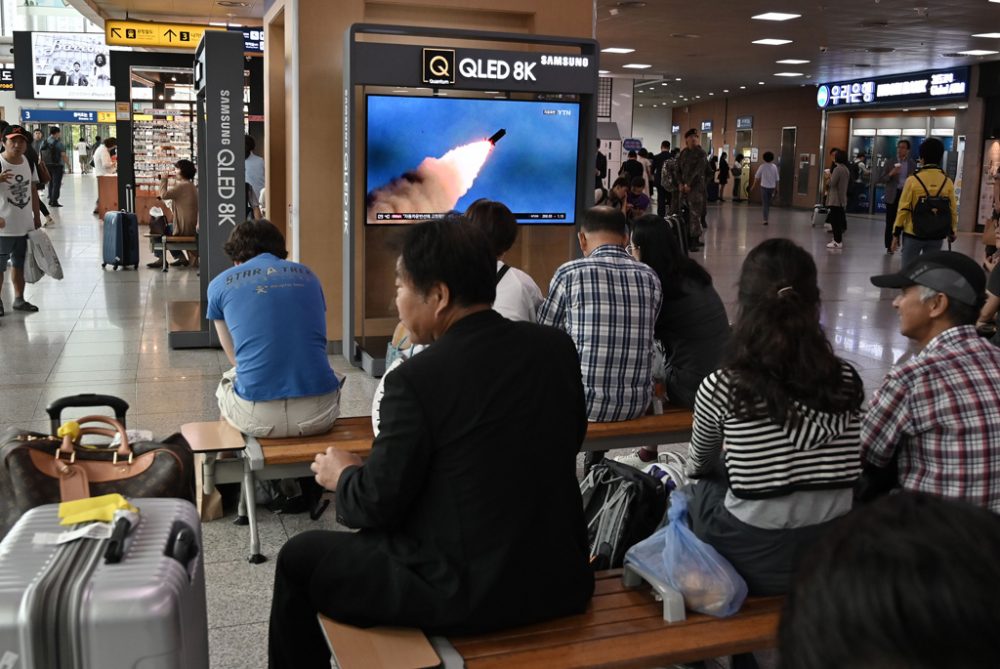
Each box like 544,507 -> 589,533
102,210 -> 139,270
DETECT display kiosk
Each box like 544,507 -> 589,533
343,24 -> 599,376
167,30 -> 247,349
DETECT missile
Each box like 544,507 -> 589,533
488,128 -> 506,145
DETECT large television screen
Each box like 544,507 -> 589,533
30,32 -> 114,101
366,95 -> 581,224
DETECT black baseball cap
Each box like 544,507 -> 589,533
3,125 -> 29,142
870,250 -> 985,307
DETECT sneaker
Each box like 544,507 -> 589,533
43,216 -> 54,227
50,202 -> 62,208
826,241 -> 843,249
762,221 -> 769,226
146,260 -> 163,268
613,453 -> 648,470
12,298 -> 38,312
0,299 -> 4,317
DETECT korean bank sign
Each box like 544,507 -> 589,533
816,67 -> 969,109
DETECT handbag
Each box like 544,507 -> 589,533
35,159 -> 51,187
0,416 -> 194,538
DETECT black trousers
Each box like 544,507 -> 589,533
46,164 -> 64,203
828,206 -> 847,244
655,185 -> 668,218
884,199 -> 899,250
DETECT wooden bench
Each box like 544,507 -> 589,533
319,570 -> 782,669
144,233 -> 198,273
182,409 -> 694,563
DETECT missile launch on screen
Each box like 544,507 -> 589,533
488,128 -> 506,145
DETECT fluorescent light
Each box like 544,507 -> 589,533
758,81 -> 766,84
675,77 -> 682,81
709,92 -> 714,95
959,49 -> 999,56
752,38 -> 793,46
876,128 -> 901,136
853,129 -> 877,137
209,21 -> 228,26
623,63 -> 652,69
723,89 -> 729,92
598,69 -> 610,74
601,47 -> 635,54
774,72 -> 804,77
777,58 -> 810,64
661,82 -> 668,86
902,128 -> 927,136
972,33 -> 1000,38
752,12 -> 801,21
739,85 -> 746,89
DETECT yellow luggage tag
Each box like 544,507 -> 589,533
58,493 -> 139,526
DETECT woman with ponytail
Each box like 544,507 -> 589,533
684,238 -> 865,596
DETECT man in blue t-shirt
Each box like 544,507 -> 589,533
207,220 -> 342,438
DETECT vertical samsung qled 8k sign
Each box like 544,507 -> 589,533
365,95 -> 581,224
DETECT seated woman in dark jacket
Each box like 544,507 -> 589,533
624,214 -> 730,465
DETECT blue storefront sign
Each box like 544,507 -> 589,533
816,67 -> 970,109
21,109 -> 100,123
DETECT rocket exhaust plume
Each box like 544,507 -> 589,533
367,139 -> 495,222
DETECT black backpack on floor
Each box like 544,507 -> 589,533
580,459 -> 668,570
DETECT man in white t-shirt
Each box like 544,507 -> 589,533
752,151 -> 780,226
0,126 -> 42,316
76,138 -> 90,174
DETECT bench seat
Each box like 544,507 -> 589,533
319,570 -> 782,669
144,233 -> 198,273
182,409 -> 694,562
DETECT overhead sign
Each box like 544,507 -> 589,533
97,111 -> 115,123
701,120 -> 713,132
0,69 -> 12,91
106,20 -> 223,49
622,138 -> 643,151
671,124 -> 680,134
21,109 -> 105,123
816,67 -> 970,109
736,115 -> 753,130
232,27 -> 263,53
353,43 -> 597,94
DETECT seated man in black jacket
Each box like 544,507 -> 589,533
268,218 -> 594,668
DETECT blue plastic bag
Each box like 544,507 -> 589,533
625,489 -> 748,617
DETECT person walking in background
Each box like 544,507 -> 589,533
76,136 -> 90,175
752,151 -> 779,226
717,152 -> 729,202
619,150 -> 644,183
41,127 -> 67,207
595,138 -> 608,191
878,140 -> 918,255
245,134 -> 265,200
92,137 -> 116,216
890,138 -> 957,266
826,150 -> 850,250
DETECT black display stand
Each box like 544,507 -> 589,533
168,30 -> 247,349
342,24 -> 599,376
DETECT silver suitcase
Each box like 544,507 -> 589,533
0,498 -> 209,669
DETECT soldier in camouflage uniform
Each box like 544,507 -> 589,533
677,129 -> 708,250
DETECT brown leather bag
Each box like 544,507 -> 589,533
0,416 -> 194,538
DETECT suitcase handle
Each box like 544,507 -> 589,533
47,394 -> 129,434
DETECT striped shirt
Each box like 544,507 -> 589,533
537,244 -> 662,422
861,325 -> 1000,512
689,366 -> 863,500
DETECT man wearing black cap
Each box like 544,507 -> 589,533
862,251 -> 1000,512
0,125 -> 42,316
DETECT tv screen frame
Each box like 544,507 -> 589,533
364,93 -> 583,226
22,32 -> 117,101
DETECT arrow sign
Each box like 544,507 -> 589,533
165,29 -> 177,42
111,28 -> 122,38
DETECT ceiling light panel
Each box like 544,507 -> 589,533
777,59 -> 810,64
972,33 -> 1000,38
752,38 -> 793,45
623,63 -> 652,69
752,12 -> 801,21
959,49 -> 999,56
601,47 -> 635,54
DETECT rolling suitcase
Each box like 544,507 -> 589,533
102,185 -> 139,270
0,498 -> 210,669
706,180 -> 720,202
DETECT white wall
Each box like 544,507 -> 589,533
631,104 -> 672,153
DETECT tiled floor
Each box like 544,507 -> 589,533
0,177 -> 982,667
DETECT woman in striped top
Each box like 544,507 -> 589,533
685,238 -> 865,596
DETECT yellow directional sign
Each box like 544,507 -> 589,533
105,20 -> 224,49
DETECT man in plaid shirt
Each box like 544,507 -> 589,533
537,206 -> 662,426
863,251 -> 1000,512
